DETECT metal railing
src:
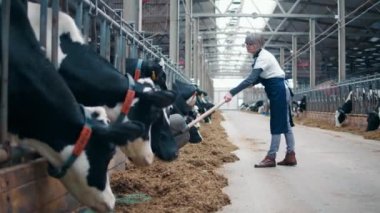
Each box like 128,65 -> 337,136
0,0 -> 11,164
242,74 -> 380,116
293,74 -> 380,114
73,0 -> 191,87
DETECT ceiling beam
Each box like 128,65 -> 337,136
198,31 -> 378,37
277,0 -> 380,16
207,59 -> 252,62
190,13 -> 335,19
203,43 -> 290,48
200,31 -> 309,36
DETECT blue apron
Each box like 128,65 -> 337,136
260,78 -> 289,134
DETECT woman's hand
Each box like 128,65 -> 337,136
224,92 -> 233,102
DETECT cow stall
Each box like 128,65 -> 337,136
0,0 -> 201,211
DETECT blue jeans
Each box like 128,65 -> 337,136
267,86 -> 295,158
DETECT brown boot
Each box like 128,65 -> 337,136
277,151 -> 297,166
254,156 -> 276,168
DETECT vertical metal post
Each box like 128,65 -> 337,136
280,47 -> 284,69
123,0 -> 140,31
338,0 -> 346,82
60,0 -> 68,13
196,38 -> 202,86
169,0 -> 178,65
39,0 -> 48,49
100,20 -> 107,58
82,8 -> 91,44
130,23 -> 138,58
1,0 -> 11,159
89,8 -> 98,52
193,18 -> 199,81
120,35 -> 126,74
309,18 -> 316,88
185,0 -> 192,77
51,0 -> 60,68
106,26 -> 111,61
75,1 -> 84,31
292,35 -> 298,89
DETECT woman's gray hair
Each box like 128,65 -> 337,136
245,33 -> 265,48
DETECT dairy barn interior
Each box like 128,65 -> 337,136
1,0 -> 380,212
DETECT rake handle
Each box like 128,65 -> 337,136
187,100 -> 226,129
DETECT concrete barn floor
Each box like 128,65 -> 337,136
218,110 -> 380,213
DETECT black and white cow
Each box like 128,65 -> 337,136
170,80 -> 203,146
240,103 -> 250,110
292,95 -> 307,117
299,95 -> 307,113
195,89 -> 214,123
27,2 -> 178,163
126,60 -> 180,161
367,110 -> 380,131
335,91 -> 353,127
3,0 -> 144,211
125,58 -> 167,90
249,100 -> 264,112
124,57 -> 179,160
366,100 -> 380,131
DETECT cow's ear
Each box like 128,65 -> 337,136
146,90 -> 177,108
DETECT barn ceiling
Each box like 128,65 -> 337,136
117,0 -> 380,86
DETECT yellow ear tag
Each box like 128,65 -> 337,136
151,71 -> 156,81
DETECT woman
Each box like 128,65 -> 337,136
224,33 -> 297,168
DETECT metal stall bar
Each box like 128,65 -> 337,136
82,7 -> 91,44
120,32 -> 126,74
51,0 -> 60,68
117,8 -> 127,74
74,0 -> 83,31
39,0 -> 48,49
0,0 -> 11,163
78,0 -> 190,84
114,10 -> 127,74
99,19 -> 108,59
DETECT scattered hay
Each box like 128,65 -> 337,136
111,111 -> 239,213
294,116 -> 380,141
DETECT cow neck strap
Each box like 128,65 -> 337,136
49,124 -> 92,179
121,73 -> 136,115
134,59 -> 143,80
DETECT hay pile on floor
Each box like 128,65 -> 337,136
111,111 -> 239,213
294,116 -> 380,141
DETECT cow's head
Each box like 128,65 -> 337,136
173,80 -> 198,108
125,57 -> 168,90
45,115 -> 144,212
105,77 -> 177,165
188,125 -> 203,143
144,58 -> 167,90
335,109 -> 346,127
150,107 -> 179,161
169,113 -> 190,149
185,116 -> 203,143
366,111 -> 380,131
